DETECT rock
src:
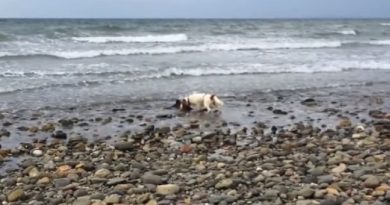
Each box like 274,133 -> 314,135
331,163 -> 347,174
264,189 -> 280,199
32,149 -> 43,157
215,178 -> 234,189
94,168 -> 111,178
192,136 -> 202,143
301,98 -> 317,106
338,118 -> 351,128
369,110 -> 386,119
273,109 -> 288,115
364,175 -> 380,188
326,187 -> 339,196
59,119 -> 74,128
7,189 -> 24,202
41,123 -> 55,132
104,194 -> 121,204
376,183 -> 390,192
107,177 -> 126,186
37,177 -> 51,185
56,165 -> 72,177
180,144 -> 192,153
28,126 -> 39,133
156,184 -> 180,195
142,173 -> 163,185
53,178 -> 71,188
72,196 -> 90,205
51,130 -> 67,139
28,167 -> 40,177
0,128 -> 11,137
299,187 -> 315,198
146,199 -> 158,205
114,142 -> 134,151
317,175 -> 334,184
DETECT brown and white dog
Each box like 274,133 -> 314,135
173,93 -> 224,112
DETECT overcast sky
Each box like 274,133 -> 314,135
1,0 -> 390,19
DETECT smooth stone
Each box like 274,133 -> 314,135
264,189 -> 280,199
37,177 -> 51,185
7,189 -> 24,202
215,178 -> 234,189
299,187 -> 315,198
156,184 -> 180,195
107,177 -> 126,186
331,163 -> 347,174
141,173 -> 163,185
53,178 -> 71,188
72,196 -> 90,205
317,175 -> 334,184
114,142 -> 134,151
296,200 -> 320,205
32,149 -> 43,157
364,175 -> 380,188
104,194 -> 121,204
94,168 -> 111,178
74,189 -> 89,197
146,199 -> 158,205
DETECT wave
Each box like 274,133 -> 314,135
72,34 -> 188,43
1,61 -> 390,95
316,29 -> 357,36
368,40 -> 390,46
0,40 -> 343,59
380,23 -> 390,26
337,29 -> 357,36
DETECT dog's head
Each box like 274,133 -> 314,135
173,98 -> 192,112
210,95 -> 224,108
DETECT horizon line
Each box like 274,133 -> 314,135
1,17 -> 390,20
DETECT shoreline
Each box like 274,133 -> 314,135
1,84 -> 390,204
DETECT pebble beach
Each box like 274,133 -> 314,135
1,83 -> 390,205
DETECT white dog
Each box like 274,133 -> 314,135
176,93 -> 224,112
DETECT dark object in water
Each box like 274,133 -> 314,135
271,126 -> 277,135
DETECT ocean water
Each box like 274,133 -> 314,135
1,19 -> 390,110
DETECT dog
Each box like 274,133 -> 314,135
173,93 -> 224,112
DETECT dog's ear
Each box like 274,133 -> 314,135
173,99 -> 181,108
181,99 -> 192,112
210,94 -> 215,100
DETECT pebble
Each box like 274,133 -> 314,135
7,189 -> 24,202
32,149 -> 43,157
215,178 -> 234,189
53,178 -> 71,188
141,173 -> 163,185
156,184 -> 180,195
94,168 -> 111,178
364,175 -> 380,188
104,194 -> 121,204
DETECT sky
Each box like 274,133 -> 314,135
0,0 -> 390,19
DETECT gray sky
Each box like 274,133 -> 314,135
1,0 -> 390,19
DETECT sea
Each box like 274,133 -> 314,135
1,19 -> 390,111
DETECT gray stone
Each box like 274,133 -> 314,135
141,173 -> 163,185
53,178 -> 71,188
363,175 -> 380,188
298,187 -> 315,198
72,196 -> 90,205
107,177 -> 126,186
104,194 -> 121,204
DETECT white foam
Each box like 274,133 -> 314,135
380,23 -> 390,26
50,40 -> 343,59
337,30 -> 357,36
72,34 -> 188,43
368,40 -> 390,46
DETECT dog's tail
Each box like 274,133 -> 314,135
212,95 -> 224,107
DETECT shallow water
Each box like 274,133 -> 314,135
1,19 -> 390,110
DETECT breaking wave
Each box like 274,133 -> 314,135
72,34 -> 188,43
